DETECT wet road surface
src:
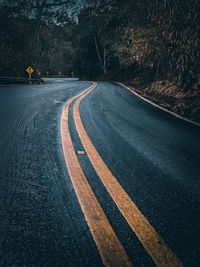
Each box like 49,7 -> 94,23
0,79 -> 200,266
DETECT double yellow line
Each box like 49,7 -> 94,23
61,83 -> 183,267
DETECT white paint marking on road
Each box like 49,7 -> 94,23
117,82 -> 200,127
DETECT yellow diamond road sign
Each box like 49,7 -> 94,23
26,66 -> 34,74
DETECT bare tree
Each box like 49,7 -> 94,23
2,0 -> 74,41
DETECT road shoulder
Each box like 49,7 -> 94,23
118,82 -> 200,127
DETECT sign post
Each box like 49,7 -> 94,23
26,66 -> 34,79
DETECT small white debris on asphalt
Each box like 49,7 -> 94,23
78,151 -> 85,155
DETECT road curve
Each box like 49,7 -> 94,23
0,79 -> 200,266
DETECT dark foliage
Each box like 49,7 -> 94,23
0,0 -> 199,91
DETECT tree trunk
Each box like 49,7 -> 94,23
94,35 -> 107,78
103,44 -> 106,76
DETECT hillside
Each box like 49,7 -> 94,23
0,0 -> 199,122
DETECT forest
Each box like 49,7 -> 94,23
0,0 -> 200,119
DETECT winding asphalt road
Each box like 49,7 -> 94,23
0,78 -> 200,266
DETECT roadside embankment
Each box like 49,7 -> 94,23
122,80 -> 200,124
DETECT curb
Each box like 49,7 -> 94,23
117,82 -> 200,128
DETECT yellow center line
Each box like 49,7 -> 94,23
73,85 -> 183,267
61,83 -> 133,267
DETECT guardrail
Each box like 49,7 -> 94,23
0,77 -> 44,85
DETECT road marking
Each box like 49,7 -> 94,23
77,150 -> 85,155
61,83 -> 133,267
73,86 -> 183,267
118,82 -> 200,128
